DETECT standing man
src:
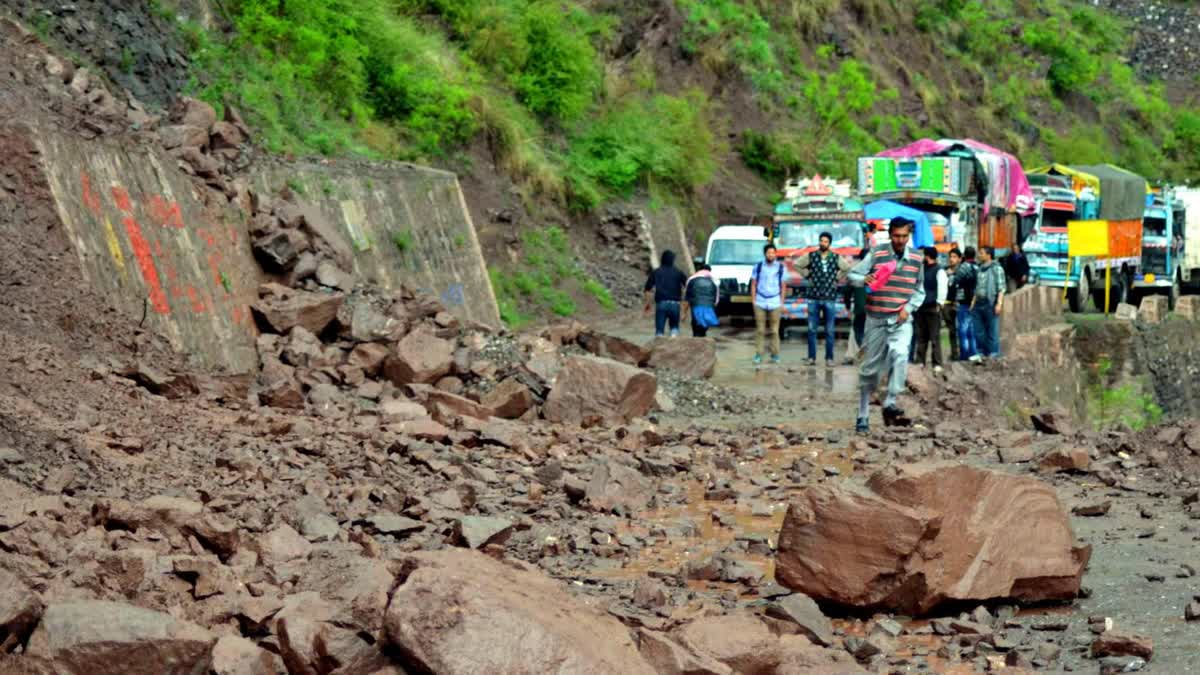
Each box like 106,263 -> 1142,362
943,248 -> 961,361
643,249 -> 688,338
794,232 -> 850,367
1003,242 -> 1030,292
914,246 -> 948,372
971,245 -> 1006,360
683,264 -> 720,337
848,218 -> 925,433
750,244 -> 786,365
952,247 -> 979,362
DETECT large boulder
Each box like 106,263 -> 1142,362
251,283 -> 343,335
776,463 -> 1091,615
25,601 -> 213,674
383,328 -> 455,385
384,549 -> 654,674
647,337 -> 717,379
543,355 -> 657,424
481,378 -> 535,419
578,331 -> 650,366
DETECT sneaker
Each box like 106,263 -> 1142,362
771,355 -> 782,365
882,404 -> 909,427
825,359 -> 834,369
855,417 -> 870,434
752,354 -> 763,365
968,354 -> 983,363
805,358 -> 816,367
933,365 -> 944,375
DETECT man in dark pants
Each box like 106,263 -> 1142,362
942,248 -> 962,361
913,246 -> 948,372
971,245 -> 1006,360
794,231 -> 850,367
1003,242 -> 1030,292
643,249 -> 688,337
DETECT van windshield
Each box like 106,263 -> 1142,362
708,240 -> 765,265
777,221 -> 863,249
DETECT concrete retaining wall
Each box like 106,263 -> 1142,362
35,128 -> 260,373
1001,285 -> 1063,354
252,160 -> 500,329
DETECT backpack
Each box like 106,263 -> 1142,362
752,261 -> 785,299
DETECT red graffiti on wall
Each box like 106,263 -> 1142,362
81,172 -> 102,216
147,195 -> 186,229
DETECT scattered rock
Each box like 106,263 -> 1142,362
384,328 -> 455,385
647,337 -> 717,379
544,355 -> 657,424
252,283 -> 344,334
1092,631 -> 1153,660
765,593 -> 835,646
1072,501 -> 1112,517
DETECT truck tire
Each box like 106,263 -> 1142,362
1092,271 -> 1125,312
1068,272 -> 1089,313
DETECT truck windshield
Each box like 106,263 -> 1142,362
708,239 -> 765,265
1039,207 -> 1073,232
1144,217 -> 1167,236
777,221 -> 862,249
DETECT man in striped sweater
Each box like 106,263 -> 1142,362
848,217 -> 926,433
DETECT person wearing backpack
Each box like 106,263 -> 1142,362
951,246 -> 979,361
793,231 -> 850,367
750,243 -> 787,365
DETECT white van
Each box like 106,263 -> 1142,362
701,224 -> 768,316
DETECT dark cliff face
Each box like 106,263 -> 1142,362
1093,0 -> 1200,93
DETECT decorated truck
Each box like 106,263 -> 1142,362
1024,164 -> 1147,312
1131,187 -> 1187,307
857,138 -> 1035,255
769,175 -> 865,322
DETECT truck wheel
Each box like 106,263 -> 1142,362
1068,272 -> 1089,313
1092,272 -> 1125,312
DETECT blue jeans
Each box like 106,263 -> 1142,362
807,299 -> 838,361
655,301 -> 681,337
956,303 -> 977,360
972,301 -> 1001,357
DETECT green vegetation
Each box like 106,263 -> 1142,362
391,229 -> 413,253
1087,358 -> 1163,431
490,226 -> 614,326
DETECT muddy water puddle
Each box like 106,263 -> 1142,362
590,443 -> 856,586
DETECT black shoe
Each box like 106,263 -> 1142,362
855,417 -> 869,434
882,405 -> 912,427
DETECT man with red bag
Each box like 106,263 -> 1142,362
847,217 -> 925,433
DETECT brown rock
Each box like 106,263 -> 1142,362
1030,408 -> 1074,435
210,121 -> 245,150
1155,425 -> 1183,446
776,463 -> 1091,615
1072,501 -> 1111,517
384,329 -> 454,385
296,547 -> 393,634
1092,631 -> 1153,660
210,635 -> 276,675
482,378 -> 535,419
776,635 -> 867,674
253,524 -> 313,567
578,331 -> 650,366
26,601 -> 213,674
426,389 -> 491,421
647,337 -> 717,379
347,343 -> 390,377
277,615 -> 378,675
905,365 -> 939,399
1038,447 -> 1091,473
586,459 -> 654,512
673,614 -> 780,674
297,204 -> 355,271
637,629 -> 731,675
384,549 -> 654,674
176,96 -> 217,130
0,569 -> 42,652
159,124 -> 208,150
1185,426 -> 1200,454
378,398 -> 429,422
252,283 -> 344,335
544,355 -> 657,424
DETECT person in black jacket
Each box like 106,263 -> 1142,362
1003,242 -> 1030,291
643,249 -> 688,337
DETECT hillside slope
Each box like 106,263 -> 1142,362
13,0 -> 1200,325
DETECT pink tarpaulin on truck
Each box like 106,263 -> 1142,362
878,139 -> 1036,217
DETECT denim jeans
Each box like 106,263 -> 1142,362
956,303 -> 977,360
972,300 -> 1001,357
807,299 -> 838,361
655,301 -> 681,337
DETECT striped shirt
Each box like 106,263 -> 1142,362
849,244 -> 925,318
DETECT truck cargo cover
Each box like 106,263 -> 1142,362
1032,164 -> 1148,221
877,138 -> 1036,216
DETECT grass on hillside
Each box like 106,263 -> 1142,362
489,226 -> 615,327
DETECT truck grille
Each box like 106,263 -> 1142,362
1141,249 -> 1167,275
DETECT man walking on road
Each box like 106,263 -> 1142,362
794,231 -> 850,367
683,264 -> 720,337
971,245 -> 1006,360
848,217 -> 925,433
750,244 -> 786,365
943,248 -> 961,361
643,249 -> 688,337
914,246 -> 948,372
952,247 -> 979,361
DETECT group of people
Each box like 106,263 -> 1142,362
642,222 -> 1023,433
